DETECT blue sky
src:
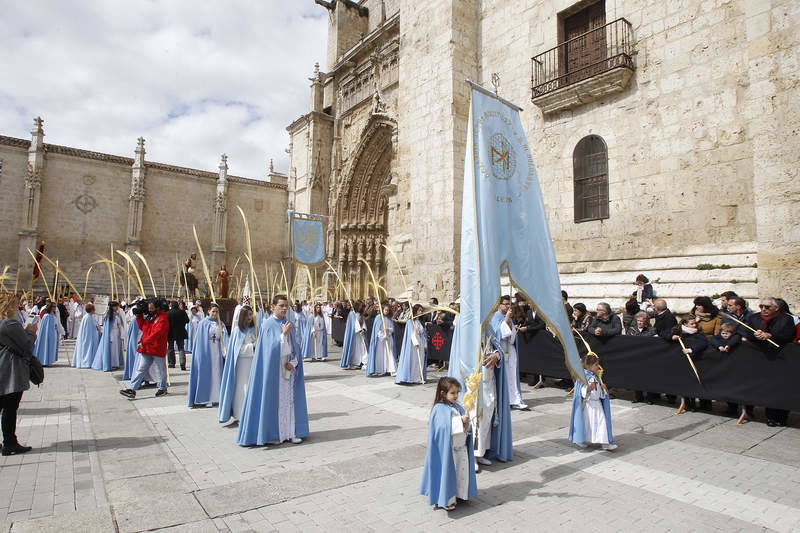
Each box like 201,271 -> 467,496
0,1 -> 329,178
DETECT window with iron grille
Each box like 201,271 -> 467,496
573,135 -> 608,222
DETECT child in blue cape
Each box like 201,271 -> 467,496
420,377 -> 477,511
568,353 -> 616,450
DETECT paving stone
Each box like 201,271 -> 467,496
9,506 -> 113,533
114,493 -> 208,533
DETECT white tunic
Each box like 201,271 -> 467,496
469,356 -> 497,457
371,319 -> 396,375
581,376 -> 610,444
278,331 -> 299,442
232,329 -> 256,419
109,315 -> 122,368
450,406 -> 470,505
207,321 -> 224,405
322,304 -> 333,333
500,320 -> 522,406
407,320 -> 427,383
312,315 -> 326,359
350,315 -> 368,368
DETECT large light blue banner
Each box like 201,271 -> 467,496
450,82 -> 584,389
292,216 -> 325,265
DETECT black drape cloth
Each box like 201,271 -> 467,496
427,324 -> 453,364
518,331 -> 800,411
394,321 -> 406,357
331,316 -> 346,346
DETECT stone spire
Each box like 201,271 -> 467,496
211,154 -> 229,263
22,117 -> 45,231
16,117 -> 47,289
310,62 -> 324,113
126,137 -> 146,253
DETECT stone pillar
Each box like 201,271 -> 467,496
17,117 -> 46,289
126,137 -> 146,255
746,0 -> 800,309
211,154 -> 229,275
311,62 -> 324,113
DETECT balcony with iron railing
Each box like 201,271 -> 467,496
531,17 -> 634,115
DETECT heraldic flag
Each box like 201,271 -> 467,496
291,211 -> 325,265
449,81 -> 585,390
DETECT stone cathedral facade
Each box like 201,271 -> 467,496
0,120 -> 289,297
288,0 -> 800,311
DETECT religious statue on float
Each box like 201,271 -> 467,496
215,265 -> 229,299
181,253 -> 199,298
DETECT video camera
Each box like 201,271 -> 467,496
131,297 -> 169,318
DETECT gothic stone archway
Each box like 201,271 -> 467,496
332,116 -> 396,298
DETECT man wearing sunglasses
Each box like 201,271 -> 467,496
744,297 -> 796,427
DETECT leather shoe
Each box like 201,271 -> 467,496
2,444 -> 32,456
155,389 -> 168,397
119,389 -> 136,399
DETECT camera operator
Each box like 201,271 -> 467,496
120,298 -> 170,399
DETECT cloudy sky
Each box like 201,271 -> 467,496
0,1 -> 329,178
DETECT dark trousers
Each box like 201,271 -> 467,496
766,408 -> 789,425
167,340 -> 186,367
1,391 -> 23,447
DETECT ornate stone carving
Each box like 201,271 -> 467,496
73,193 -> 97,214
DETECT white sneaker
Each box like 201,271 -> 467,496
575,442 -> 588,449
290,438 -> 303,444
602,443 -> 617,450
474,462 -> 480,473
476,456 -> 492,465
513,403 -> 529,410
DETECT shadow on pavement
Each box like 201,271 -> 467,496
307,425 -> 402,443
36,436 -> 165,453
18,405 -> 76,416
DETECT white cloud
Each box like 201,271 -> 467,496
0,1 -> 329,178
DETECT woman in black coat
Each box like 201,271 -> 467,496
0,294 -> 38,455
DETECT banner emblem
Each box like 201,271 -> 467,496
291,213 -> 326,265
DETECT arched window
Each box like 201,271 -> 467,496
573,135 -> 609,222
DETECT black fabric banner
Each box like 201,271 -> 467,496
331,316 -> 346,346
517,331 -> 800,411
427,324 -> 453,364
394,321 -> 406,356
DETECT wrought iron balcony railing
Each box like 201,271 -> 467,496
531,17 -> 634,100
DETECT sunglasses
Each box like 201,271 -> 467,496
758,304 -> 775,310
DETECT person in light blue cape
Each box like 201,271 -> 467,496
72,304 -> 100,368
187,305 -> 201,353
301,303 -> 327,361
569,353 -> 615,450
237,295 -> 309,446
396,304 -> 427,384
33,303 -> 60,366
365,303 -> 396,376
290,304 -> 305,345
340,301 -> 367,369
123,310 -> 141,380
481,304 -> 514,463
449,304 -> 513,467
420,377 -> 477,510
218,305 -> 256,423
91,302 -> 124,371
188,304 -> 228,407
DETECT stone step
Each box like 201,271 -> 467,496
558,249 -> 757,274
561,267 -> 756,285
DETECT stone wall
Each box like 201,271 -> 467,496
0,135 -> 288,299
470,0 -> 799,310
394,0 -> 479,301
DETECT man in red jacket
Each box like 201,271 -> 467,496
120,299 -> 170,398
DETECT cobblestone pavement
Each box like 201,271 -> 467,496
2,339 -> 799,532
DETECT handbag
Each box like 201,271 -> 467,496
29,356 -> 44,385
